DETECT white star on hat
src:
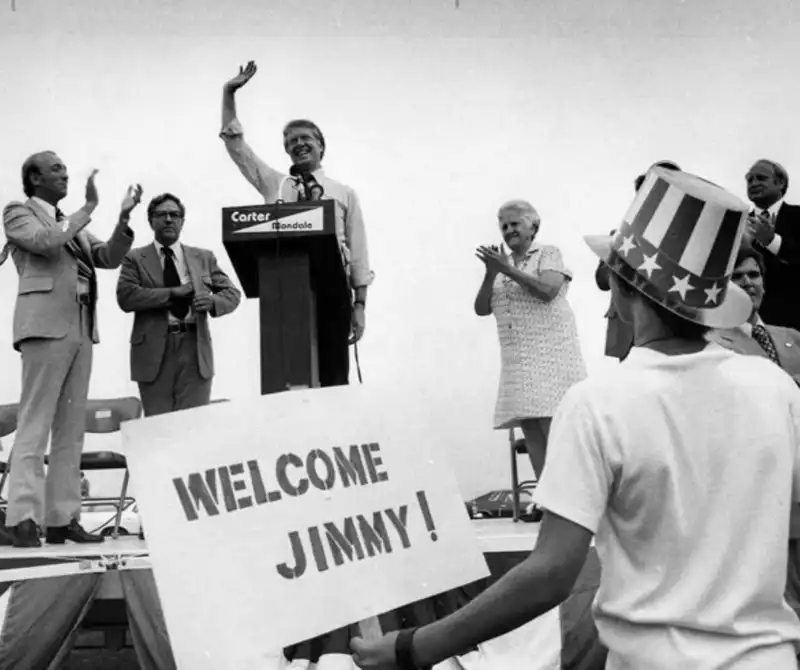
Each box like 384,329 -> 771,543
618,236 -> 636,256
704,282 -> 722,305
638,252 -> 661,279
668,274 -> 693,300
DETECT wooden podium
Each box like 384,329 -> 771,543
222,200 -> 349,395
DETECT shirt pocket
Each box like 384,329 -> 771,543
19,275 -> 54,295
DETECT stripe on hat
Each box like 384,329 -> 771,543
703,208 -> 742,278
624,176 -> 669,237
640,182 -> 682,248
657,193 -> 704,263
679,201 -> 725,275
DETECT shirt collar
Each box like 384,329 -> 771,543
31,196 -> 57,220
739,314 -> 766,337
153,239 -> 183,257
754,199 -> 784,217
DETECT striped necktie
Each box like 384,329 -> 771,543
60,209 -> 94,279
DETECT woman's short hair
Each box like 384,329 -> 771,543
497,199 -> 540,230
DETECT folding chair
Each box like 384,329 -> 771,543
0,397 -> 141,539
0,403 -> 18,524
509,427 -> 537,522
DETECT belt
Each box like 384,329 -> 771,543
167,322 -> 197,334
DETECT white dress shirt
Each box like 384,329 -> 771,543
219,117 -> 375,290
738,315 -> 766,338
153,240 -> 195,324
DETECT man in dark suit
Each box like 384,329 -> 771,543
596,161 -> 680,361
744,160 -> 800,331
1,152 -> 142,548
117,193 -> 242,417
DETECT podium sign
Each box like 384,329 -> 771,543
222,200 -> 349,394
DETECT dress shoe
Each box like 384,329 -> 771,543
46,519 -> 105,544
11,519 -> 42,548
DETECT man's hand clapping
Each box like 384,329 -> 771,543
84,169 -> 100,214
746,211 -> 776,246
476,244 -> 510,276
121,184 -> 144,216
224,61 -> 257,92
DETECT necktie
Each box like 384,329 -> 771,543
162,247 -> 190,320
752,324 -> 780,365
60,209 -> 94,279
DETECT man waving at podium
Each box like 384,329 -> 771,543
220,61 -> 374,387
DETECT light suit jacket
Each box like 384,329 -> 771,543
708,322 -> 800,539
2,198 -> 134,349
116,243 -> 242,383
707,323 -> 800,380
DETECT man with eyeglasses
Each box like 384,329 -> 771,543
116,193 -> 241,417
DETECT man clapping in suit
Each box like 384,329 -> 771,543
116,193 -> 241,417
1,151 -> 142,548
744,160 -> 800,331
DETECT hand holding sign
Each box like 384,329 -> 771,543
351,630 -> 400,668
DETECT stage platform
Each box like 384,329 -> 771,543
0,518 -> 539,584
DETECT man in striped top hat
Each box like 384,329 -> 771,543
351,167 -> 800,669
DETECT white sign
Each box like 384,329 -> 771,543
122,385 -> 489,670
231,206 -> 324,234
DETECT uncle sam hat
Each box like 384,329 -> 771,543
585,166 -> 751,329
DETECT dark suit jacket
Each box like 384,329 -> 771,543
757,203 -> 800,331
116,243 -> 241,383
595,256 -> 634,361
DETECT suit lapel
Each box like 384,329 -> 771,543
28,199 -> 94,266
183,246 -> 204,293
767,325 -> 797,369
26,198 -> 57,230
74,231 -> 93,265
141,244 -> 165,286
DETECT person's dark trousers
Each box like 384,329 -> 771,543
316,290 -> 352,387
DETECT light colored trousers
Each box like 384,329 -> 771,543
7,307 -> 92,527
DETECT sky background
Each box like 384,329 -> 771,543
0,0 -> 797,499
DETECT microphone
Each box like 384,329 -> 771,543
289,164 -> 324,201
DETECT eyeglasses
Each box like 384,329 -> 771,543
153,211 -> 183,220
